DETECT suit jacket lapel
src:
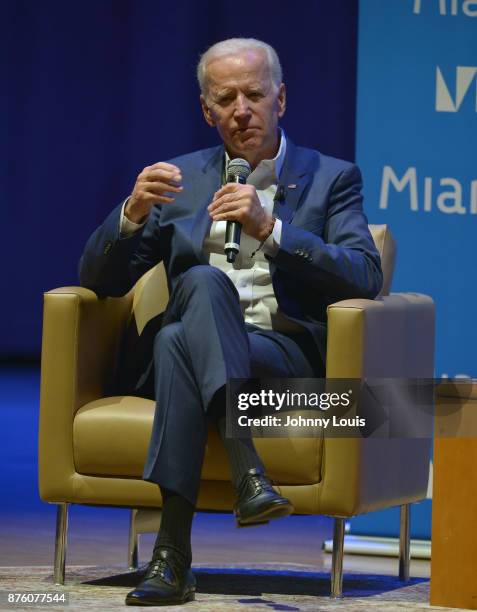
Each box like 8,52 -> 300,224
191,145 -> 224,263
274,138 -> 312,224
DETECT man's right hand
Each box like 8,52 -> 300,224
124,162 -> 183,224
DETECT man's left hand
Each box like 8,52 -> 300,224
208,183 -> 273,242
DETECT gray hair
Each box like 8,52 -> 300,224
197,38 -> 283,97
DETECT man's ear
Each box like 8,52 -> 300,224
277,83 -> 286,118
200,95 -> 216,127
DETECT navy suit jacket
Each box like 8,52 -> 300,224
79,139 -> 383,383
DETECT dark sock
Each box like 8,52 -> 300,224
217,416 -> 265,490
153,487 -> 194,567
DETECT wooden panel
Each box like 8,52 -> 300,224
430,397 -> 477,609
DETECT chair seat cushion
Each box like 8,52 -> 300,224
73,396 -> 323,484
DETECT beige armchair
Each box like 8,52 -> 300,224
39,225 -> 434,597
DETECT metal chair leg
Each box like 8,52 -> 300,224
128,509 -> 139,570
53,503 -> 69,585
331,518 -> 345,598
399,503 -> 410,581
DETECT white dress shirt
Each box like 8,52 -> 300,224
121,130 -> 301,332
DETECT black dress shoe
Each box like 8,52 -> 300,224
234,467 -> 294,527
125,548 -> 195,606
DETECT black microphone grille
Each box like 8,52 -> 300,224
227,158 -> 251,181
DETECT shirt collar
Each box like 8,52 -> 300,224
224,128 -> 286,189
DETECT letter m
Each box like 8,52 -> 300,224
436,66 -> 477,112
380,166 -> 418,211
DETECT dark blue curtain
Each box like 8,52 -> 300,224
1,0 -> 358,356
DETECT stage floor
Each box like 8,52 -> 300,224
0,564 -> 438,611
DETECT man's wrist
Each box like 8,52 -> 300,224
251,215 -> 277,258
120,197 -> 147,236
124,202 -> 148,225
257,215 -> 276,242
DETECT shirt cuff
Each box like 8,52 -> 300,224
119,198 -> 147,236
262,217 -> 282,257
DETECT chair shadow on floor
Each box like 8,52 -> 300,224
81,567 -> 428,599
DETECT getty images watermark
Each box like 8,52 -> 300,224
235,387 -> 363,429
226,378 -> 442,439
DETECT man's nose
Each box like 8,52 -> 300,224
233,94 -> 251,119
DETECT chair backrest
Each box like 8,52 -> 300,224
130,224 -> 396,333
368,224 -> 396,296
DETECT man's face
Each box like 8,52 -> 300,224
200,49 -> 286,167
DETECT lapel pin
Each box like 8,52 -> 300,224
288,184 -> 297,189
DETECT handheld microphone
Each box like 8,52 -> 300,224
224,158 -> 251,263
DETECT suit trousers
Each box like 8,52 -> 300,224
142,265 -> 320,505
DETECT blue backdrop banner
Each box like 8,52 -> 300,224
353,0 -> 476,539
356,0 -> 476,380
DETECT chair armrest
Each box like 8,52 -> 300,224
317,293 -> 435,516
39,286 -> 132,501
326,293 -> 435,378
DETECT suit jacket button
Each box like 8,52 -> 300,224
103,241 -> 113,255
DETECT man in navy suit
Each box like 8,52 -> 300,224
80,38 -> 382,606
